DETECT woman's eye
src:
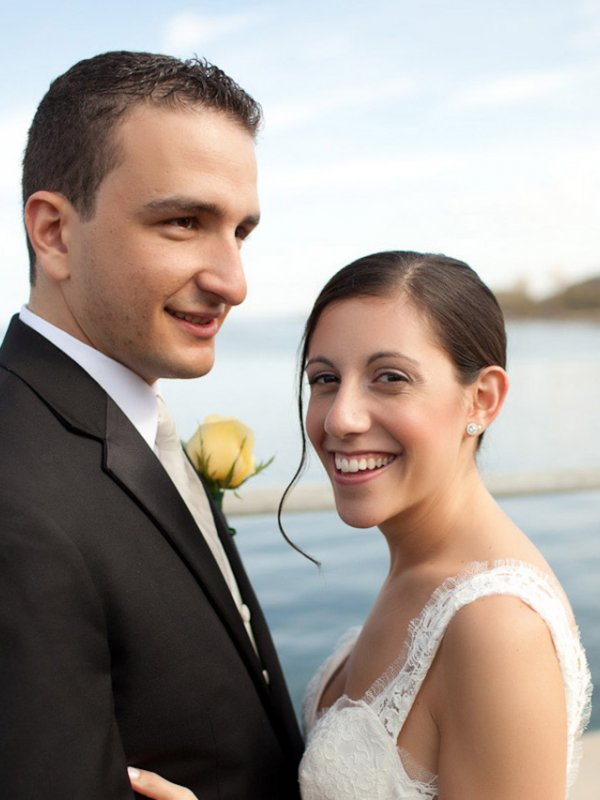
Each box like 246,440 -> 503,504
307,372 -> 338,386
377,371 -> 409,383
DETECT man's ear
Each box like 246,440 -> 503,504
468,366 -> 509,430
24,191 -> 77,282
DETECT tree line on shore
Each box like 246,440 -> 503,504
495,274 -> 600,319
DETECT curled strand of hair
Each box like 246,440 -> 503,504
277,340 -> 321,567
276,448 -> 321,568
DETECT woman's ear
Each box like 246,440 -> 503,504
24,191 -> 76,282
468,365 -> 509,431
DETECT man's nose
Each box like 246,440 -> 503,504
194,237 -> 247,307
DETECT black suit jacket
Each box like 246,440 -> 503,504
0,317 -> 303,799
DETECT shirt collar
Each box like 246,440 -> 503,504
19,306 -> 159,449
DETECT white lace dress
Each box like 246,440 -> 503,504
299,561 -> 592,799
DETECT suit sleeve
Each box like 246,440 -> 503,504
0,510 -> 134,799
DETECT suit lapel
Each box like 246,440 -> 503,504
1,318 -> 267,698
208,492 -> 305,758
106,398 -> 270,688
212,498 -> 284,667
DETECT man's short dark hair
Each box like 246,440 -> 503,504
22,50 -> 262,279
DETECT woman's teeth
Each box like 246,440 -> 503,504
334,454 -> 394,473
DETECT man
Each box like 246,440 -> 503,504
0,51 -> 303,799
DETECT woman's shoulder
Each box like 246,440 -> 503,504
433,568 -> 567,718
441,589 -> 557,666
430,560 -> 590,735
430,586 -> 572,798
427,560 -> 592,792
409,559 -> 581,679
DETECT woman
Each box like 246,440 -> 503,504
129,251 -> 591,799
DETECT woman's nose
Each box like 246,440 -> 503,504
324,385 -> 370,439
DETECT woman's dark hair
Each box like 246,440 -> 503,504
277,251 -> 507,562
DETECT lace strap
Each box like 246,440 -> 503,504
370,560 -> 590,769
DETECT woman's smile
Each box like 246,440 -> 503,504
333,452 -> 397,474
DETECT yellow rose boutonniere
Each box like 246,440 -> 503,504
185,415 -> 273,527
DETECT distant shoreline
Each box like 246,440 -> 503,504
495,273 -> 600,322
501,307 -> 600,322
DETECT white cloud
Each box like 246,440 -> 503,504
449,68 -> 581,109
573,0 -> 600,47
162,10 -> 261,53
249,139 -> 600,315
265,77 -> 418,131
262,151 -> 460,192
437,150 -> 600,296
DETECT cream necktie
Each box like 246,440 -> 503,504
155,395 -> 257,653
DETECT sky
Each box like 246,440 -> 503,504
1,0 -> 599,324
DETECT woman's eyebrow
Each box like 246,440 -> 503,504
306,352 -> 422,370
367,351 -> 421,368
305,356 -> 335,369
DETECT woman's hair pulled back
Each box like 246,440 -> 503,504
302,250 -> 506,385
277,251 -> 506,562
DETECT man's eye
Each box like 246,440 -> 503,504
235,225 -> 252,242
168,217 -> 196,229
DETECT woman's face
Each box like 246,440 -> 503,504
305,293 -> 477,533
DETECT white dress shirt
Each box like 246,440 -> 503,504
20,306 -> 158,448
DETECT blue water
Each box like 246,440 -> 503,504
233,490 -> 600,731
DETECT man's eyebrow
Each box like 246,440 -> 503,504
142,196 -> 260,227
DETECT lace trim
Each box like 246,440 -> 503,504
398,746 -> 437,787
302,626 -> 360,734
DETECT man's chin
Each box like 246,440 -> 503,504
136,354 -> 216,384
163,360 -> 216,380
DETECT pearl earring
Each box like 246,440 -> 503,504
466,422 -> 482,436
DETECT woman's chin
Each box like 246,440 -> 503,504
335,504 -> 381,531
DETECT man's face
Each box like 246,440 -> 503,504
58,104 -> 259,383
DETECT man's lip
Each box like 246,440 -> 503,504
165,308 -> 223,339
166,308 -> 220,325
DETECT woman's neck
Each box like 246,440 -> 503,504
380,470 -> 509,578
